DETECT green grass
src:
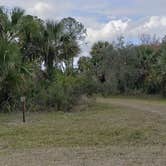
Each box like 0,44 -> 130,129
0,97 -> 166,151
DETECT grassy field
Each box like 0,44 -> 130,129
0,97 -> 166,165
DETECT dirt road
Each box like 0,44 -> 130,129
97,97 -> 166,116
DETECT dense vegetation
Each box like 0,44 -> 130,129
0,6 -> 88,112
79,35 -> 166,96
0,6 -> 166,112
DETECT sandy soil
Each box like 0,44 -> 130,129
97,97 -> 166,116
1,146 -> 166,166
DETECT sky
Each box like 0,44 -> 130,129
1,0 -> 166,56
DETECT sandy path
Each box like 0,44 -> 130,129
1,146 -> 166,166
97,97 -> 166,116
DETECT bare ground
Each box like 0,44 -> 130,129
1,146 -> 166,166
97,97 -> 166,116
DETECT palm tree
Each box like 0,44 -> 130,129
11,7 -> 25,26
39,20 -> 63,76
0,7 -> 34,110
0,37 -> 28,108
58,34 -> 80,75
90,41 -> 110,82
0,7 -> 25,41
17,14 -> 44,62
90,41 -> 109,58
39,18 -> 85,76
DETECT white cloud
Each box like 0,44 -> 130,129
80,16 -> 166,57
86,16 -> 166,45
33,2 -> 52,14
129,16 -> 166,39
87,19 -> 129,43
27,2 -> 53,17
144,16 -> 166,29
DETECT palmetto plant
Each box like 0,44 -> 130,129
90,41 -> 110,81
0,7 -> 25,41
59,34 -> 80,75
0,7 -> 35,111
41,20 -> 63,75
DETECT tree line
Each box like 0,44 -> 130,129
0,6 -> 166,112
79,35 -> 166,96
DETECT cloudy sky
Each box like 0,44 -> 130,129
1,0 -> 166,56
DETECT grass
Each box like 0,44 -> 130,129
0,97 -> 166,165
0,97 -> 165,151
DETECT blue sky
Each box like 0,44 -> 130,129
3,0 -> 164,17
1,0 -> 166,56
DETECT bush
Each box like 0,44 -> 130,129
34,72 -> 88,111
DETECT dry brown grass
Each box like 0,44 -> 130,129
0,97 -> 166,165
